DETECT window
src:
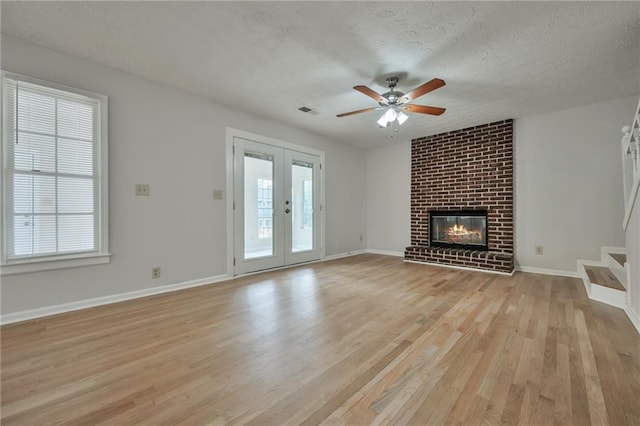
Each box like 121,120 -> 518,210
1,72 -> 109,274
302,179 -> 313,229
257,178 -> 272,239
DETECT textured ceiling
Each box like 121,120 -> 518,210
2,1 -> 639,149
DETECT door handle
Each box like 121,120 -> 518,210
285,208 -> 291,214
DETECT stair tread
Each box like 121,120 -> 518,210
609,253 -> 627,267
585,265 -> 626,291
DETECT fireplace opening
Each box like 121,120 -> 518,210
429,210 -> 488,250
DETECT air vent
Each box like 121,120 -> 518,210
297,106 -> 319,115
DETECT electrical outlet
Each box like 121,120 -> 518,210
213,190 -> 224,200
135,184 -> 150,196
151,266 -> 161,279
535,246 -> 543,255
360,234 -> 363,242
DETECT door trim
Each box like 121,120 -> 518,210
225,127 -> 325,277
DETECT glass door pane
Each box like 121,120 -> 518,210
244,153 -> 274,259
290,160 -> 313,253
234,137 -> 285,275
234,137 -> 321,275
284,150 -> 320,265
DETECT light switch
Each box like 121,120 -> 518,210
213,190 -> 224,200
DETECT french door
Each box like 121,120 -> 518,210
233,138 -> 321,274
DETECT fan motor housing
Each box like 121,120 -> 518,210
381,90 -> 405,106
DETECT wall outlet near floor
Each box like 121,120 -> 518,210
360,234 -> 363,242
135,184 -> 150,196
151,266 -> 161,279
535,246 -> 544,255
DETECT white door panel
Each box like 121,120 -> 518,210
233,138 -> 321,275
233,139 -> 284,274
284,150 -> 321,265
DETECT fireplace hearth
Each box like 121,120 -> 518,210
429,210 -> 488,250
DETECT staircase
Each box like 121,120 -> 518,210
578,247 -> 628,309
578,97 -> 640,330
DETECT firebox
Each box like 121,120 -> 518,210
429,210 -> 488,251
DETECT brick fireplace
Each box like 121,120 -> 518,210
404,119 -> 514,273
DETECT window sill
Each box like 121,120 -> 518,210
1,253 -> 111,276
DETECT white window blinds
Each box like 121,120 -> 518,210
3,76 -> 101,260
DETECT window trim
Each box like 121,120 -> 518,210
0,71 -> 110,275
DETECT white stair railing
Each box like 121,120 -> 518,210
622,97 -> 640,230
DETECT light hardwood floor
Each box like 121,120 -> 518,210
2,254 -> 640,425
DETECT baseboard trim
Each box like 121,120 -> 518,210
3,250 -> 373,325
404,259 -> 514,276
323,250 -> 366,261
1,274 -> 231,325
6,250 -> 633,338
516,266 -> 580,278
365,249 -> 404,257
624,303 -> 640,335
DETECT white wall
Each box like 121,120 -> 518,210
514,96 -> 635,272
366,96 -> 637,273
366,141 -> 411,254
0,36 -> 366,314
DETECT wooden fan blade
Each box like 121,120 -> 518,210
353,85 -> 389,104
336,107 -> 380,117
402,104 -> 446,115
399,78 -> 445,103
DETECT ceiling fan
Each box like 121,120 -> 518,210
336,77 -> 446,131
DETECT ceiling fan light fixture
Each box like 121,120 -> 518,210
336,76 -> 446,132
384,108 -> 397,122
377,107 -> 408,128
397,111 -> 409,125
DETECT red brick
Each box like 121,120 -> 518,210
405,119 -> 514,272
